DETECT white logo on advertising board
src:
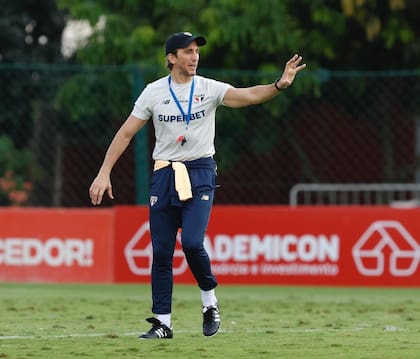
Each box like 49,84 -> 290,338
0,238 -> 93,267
124,225 -> 340,277
124,222 -> 188,276
352,221 -> 420,277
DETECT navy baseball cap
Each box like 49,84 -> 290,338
165,32 -> 206,55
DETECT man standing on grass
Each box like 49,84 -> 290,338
89,31 -> 306,339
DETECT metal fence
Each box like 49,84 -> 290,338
1,64 -> 420,207
289,183 -> 420,207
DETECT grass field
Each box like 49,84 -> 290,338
0,283 -> 419,358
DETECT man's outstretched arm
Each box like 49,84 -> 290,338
223,54 -> 306,108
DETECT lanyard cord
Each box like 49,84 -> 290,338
168,75 -> 195,129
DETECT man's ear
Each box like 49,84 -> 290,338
167,53 -> 176,66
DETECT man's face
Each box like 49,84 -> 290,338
170,41 -> 200,77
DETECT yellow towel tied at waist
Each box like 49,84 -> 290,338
154,160 -> 193,201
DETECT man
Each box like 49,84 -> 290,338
89,31 -> 306,339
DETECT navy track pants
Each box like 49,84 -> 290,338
149,157 -> 218,314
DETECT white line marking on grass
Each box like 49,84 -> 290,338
0,332 -> 139,340
0,326 -> 408,340
383,325 -> 406,332
1,330 -> 227,340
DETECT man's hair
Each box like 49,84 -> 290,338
166,50 -> 177,71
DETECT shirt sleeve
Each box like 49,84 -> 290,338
207,78 -> 232,106
131,85 -> 152,120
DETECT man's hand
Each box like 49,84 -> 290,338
277,54 -> 306,90
89,173 -> 114,205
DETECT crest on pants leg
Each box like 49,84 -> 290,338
150,196 -> 158,206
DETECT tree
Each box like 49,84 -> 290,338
295,0 -> 420,70
0,0 -> 67,205
57,0 -> 420,70
0,0 -> 66,63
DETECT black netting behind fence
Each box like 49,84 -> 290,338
1,64 -> 419,207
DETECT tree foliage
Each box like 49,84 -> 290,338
0,0 -> 68,205
57,0 -> 420,70
54,0 -> 420,127
0,0 -> 67,146
313,0 -> 420,69
0,0 -> 66,63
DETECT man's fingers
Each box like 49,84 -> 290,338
107,186 -> 114,200
89,183 -> 114,205
288,54 -> 301,63
94,192 -> 104,205
287,54 -> 304,68
89,185 -> 104,205
296,63 -> 307,72
286,54 -> 298,65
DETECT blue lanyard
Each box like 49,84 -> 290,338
168,75 -> 195,129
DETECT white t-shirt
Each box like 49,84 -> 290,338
131,75 -> 231,161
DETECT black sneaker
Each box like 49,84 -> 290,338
138,317 -> 173,339
202,303 -> 220,337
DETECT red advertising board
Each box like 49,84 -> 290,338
115,206 -> 420,286
0,208 -> 114,283
2,206 -> 420,286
